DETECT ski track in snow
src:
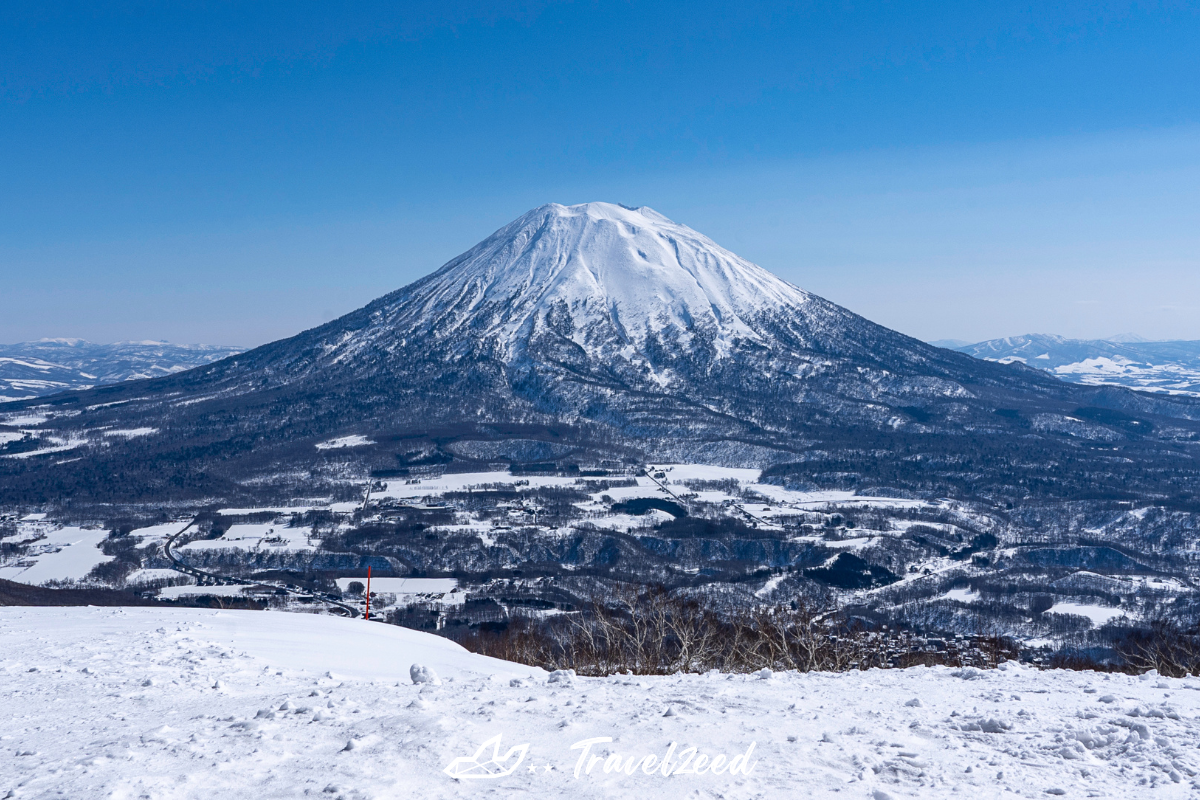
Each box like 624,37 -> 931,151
4,607 -> 1200,799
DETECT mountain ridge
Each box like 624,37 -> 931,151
948,334 -> 1200,397
0,339 -> 243,402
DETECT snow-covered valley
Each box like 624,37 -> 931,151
3,463 -> 1197,660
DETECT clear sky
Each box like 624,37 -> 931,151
3,1 -> 1199,347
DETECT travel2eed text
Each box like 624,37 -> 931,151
443,734 -> 758,781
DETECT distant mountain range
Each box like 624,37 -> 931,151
0,339 -> 243,402
2,202 -> 1199,506
935,335 -> 1200,397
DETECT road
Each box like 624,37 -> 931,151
642,465 -> 777,529
162,519 -> 361,618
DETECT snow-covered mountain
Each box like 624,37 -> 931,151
155,201 -> 1062,418
2,202 -> 1199,504
393,202 -> 807,357
948,334 -> 1200,397
0,339 -> 243,402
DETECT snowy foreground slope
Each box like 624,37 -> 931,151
5,609 -> 1200,799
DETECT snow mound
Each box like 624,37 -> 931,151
410,663 -> 441,685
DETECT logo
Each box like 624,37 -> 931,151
442,734 -> 529,780
444,734 -> 756,781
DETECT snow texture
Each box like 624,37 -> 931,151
5,607 -> 1200,799
398,202 -> 810,357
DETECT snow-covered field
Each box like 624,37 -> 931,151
178,523 -> 317,553
4,607 -> 1200,799
0,465 -> 956,598
0,525 -> 112,584
333,577 -> 458,594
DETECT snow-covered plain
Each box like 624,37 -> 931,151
179,523 -> 316,553
4,607 -> 1200,799
1048,602 -> 1128,627
0,525 -> 112,584
333,577 -> 458,594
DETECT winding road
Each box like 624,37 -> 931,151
162,519 -> 361,618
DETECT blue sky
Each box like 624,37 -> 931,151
3,1 -> 1199,346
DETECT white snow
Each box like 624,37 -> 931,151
2,438 -> 86,459
179,523 -> 316,552
656,464 -> 760,483
315,435 -> 376,450
0,356 -> 57,371
0,526 -> 112,584
963,335 -> 1200,396
158,584 -> 253,599
124,568 -> 192,585
334,577 -> 459,594
1,413 -> 49,426
362,465 -> 936,544
943,588 -> 980,603
217,505 -> 323,515
4,606 -> 1200,799
1048,602 -> 1127,627
1055,356 -> 1137,376
377,471 -> 608,500
755,574 -> 786,597
319,202 -> 813,369
335,577 -> 464,610
127,522 -> 190,545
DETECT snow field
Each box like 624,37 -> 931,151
124,568 -> 193,586
315,435 -> 376,450
333,577 -> 465,612
0,525 -> 113,584
333,577 -> 458,594
369,202 -> 812,364
156,584 -> 255,599
179,523 -> 317,552
4,607 -> 1200,799
1045,602 -> 1127,627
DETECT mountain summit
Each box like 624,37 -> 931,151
389,201 -> 810,357
2,202 -> 1199,504
279,202 -> 817,396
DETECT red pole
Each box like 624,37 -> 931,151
365,566 -> 372,621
